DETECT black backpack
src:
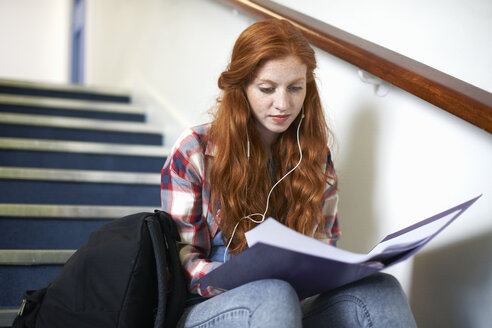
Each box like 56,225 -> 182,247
12,211 -> 187,328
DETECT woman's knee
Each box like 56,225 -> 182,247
339,273 -> 416,327
303,274 -> 416,328
181,279 -> 302,328
246,279 -> 302,328
250,279 -> 299,302
356,273 -> 406,298
245,279 -> 300,311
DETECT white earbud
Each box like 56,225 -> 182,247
246,128 -> 250,160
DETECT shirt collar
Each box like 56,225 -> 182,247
205,136 -> 217,157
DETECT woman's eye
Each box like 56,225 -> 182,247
259,87 -> 275,94
289,86 -> 303,92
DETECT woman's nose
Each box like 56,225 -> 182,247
273,90 -> 289,110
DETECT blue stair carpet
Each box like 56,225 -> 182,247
0,217 -> 111,249
0,149 -> 166,173
0,85 -> 130,103
0,124 -> 163,145
0,103 -> 145,122
0,180 -> 160,206
0,266 -> 64,307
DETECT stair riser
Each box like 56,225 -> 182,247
0,266 -> 62,307
0,86 -> 130,103
0,181 -> 160,206
0,104 -> 145,122
0,218 -> 110,249
0,150 -> 165,173
0,124 -> 163,145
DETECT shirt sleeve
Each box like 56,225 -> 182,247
316,152 -> 341,246
161,129 -> 224,297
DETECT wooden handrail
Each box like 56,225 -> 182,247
220,0 -> 492,133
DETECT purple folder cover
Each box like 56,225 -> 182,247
199,195 -> 481,299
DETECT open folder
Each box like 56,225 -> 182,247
199,195 -> 481,299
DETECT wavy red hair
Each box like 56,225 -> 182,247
209,19 -> 335,254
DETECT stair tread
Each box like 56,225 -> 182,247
0,309 -> 17,328
0,137 -> 169,157
0,94 -> 144,114
0,166 -> 160,185
0,249 -> 74,265
0,112 -> 163,134
0,78 -> 130,98
0,204 -> 156,218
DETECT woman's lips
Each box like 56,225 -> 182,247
270,114 -> 290,123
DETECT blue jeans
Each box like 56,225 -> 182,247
177,273 -> 417,328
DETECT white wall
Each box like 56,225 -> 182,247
273,0 -> 492,92
0,0 -> 71,83
85,0 -> 255,144
84,0 -> 491,325
275,3 -> 492,325
273,0 -> 492,287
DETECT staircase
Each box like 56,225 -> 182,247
0,78 -> 168,327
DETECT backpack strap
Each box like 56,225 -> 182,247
158,211 -> 187,326
146,211 -> 187,328
145,216 -> 168,328
12,287 -> 48,328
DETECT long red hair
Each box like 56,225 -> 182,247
210,19 -> 334,254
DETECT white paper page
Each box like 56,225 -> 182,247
367,209 -> 459,258
245,218 -> 370,264
246,210 -> 460,264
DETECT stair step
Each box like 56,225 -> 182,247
0,149 -> 165,172
0,265 -> 62,307
0,204 -> 156,250
0,137 -> 169,156
0,205 -> 158,309
0,167 -> 160,184
0,217 -> 110,249
0,250 -> 73,265
0,94 -> 145,122
0,78 -> 130,103
0,251 -> 69,307
0,137 -> 168,172
0,309 -> 18,327
0,181 -> 160,206
0,113 -> 164,145
0,167 -> 160,206
0,204 -> 156,219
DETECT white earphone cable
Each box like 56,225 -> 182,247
223,111 -> 304,262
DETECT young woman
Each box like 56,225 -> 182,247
161,19 -> 417,328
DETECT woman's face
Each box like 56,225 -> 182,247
245,55 -> 307,146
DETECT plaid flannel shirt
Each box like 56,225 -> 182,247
161,123 -> 340,297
